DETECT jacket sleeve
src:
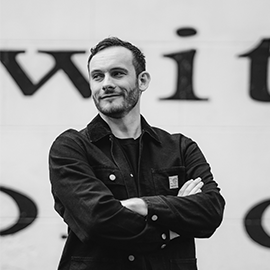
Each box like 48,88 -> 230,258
49,130 -> 168,253
143,136 -> 225,238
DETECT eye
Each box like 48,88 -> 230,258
91,73 -> 104,81
112,70 -> 125,78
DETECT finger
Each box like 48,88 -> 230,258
193,177 -> 202,185
178,177 -> 203,196
183,177 -> 202,195
188,181 -> 204,195
177,179 -> 193,196
178,179 -> 193,192
194,188 -> 202,194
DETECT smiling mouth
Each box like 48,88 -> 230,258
101,94 -> 122,100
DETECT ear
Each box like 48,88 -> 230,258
138,71 -> 151,92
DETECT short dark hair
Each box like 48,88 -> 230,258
87,37 -> 146,76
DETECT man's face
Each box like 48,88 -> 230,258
89,46 -> 141,119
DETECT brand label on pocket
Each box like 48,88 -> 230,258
169,175 -> 179,189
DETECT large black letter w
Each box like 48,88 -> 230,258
0,50 -> 91,98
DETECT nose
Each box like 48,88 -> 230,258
102,74 -> 115,91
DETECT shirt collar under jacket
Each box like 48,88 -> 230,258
86,114 -> 161,144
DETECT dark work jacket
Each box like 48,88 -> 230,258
49,114 -> 225,270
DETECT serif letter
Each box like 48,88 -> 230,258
0,50 -> 90,98
160,28 -> 208,101
239,38 -> 270,102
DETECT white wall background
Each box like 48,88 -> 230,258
0,0 -> 269,269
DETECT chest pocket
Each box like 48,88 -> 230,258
151,166 -> 186,196
93,167 -> 127,200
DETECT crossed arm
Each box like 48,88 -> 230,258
50,129 -> 225,252
120,177 -> 203,216
120,177 -> 204,239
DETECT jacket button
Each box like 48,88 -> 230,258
128,255 -> 135,261
161,233 -> 166,240
109,174 -> 116,181
151,215 -> 158,221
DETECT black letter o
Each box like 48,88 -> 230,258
0,186 -> 38,236
244,199 -> 270,248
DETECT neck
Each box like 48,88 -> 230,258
100,111 -> 141,139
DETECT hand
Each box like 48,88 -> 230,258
120,198 -> 148,216
177,177 -> 203,197
169,177 -> 203,240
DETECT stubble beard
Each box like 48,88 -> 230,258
94,85 -> 141,119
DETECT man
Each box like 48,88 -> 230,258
49,37 -> 225,270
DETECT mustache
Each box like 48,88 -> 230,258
98,88 -> 126,99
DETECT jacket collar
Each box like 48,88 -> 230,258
87,114 -> 161,144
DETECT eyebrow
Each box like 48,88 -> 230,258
90,67 -> 129,76
90,69 -> 102,77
